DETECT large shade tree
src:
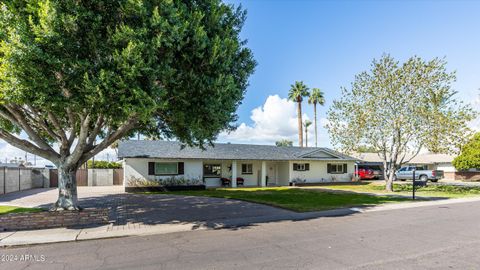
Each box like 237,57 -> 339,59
327,55 -> 475,191
308,88 -> 325,147
288,81 -> 309,147
0,0 -> 256,210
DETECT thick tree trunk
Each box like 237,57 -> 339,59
297,102 -> 303,147
314,103 -> 318,147
50,164 -> 81,211
385,163 -> 395,192
385,174 -> 394,192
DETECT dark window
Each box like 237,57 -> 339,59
241,164 -> 253,174
148,162 -> 180,175
204,164 -> 221,177
327,163 -> 347,174
155,162 -> 178,175
293,163 -> 310,171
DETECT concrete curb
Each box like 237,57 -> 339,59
3,196 -> 480,247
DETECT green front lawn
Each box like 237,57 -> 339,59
316,182 -> 480,198
149,187 -> 411,212
0,206 -> 43,215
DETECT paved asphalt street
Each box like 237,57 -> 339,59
2,200 -> 480,270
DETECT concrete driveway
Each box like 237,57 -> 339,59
0,187 -> 295,229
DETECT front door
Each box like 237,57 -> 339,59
267,163 -> 276,186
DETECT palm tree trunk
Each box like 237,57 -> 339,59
314,103 -> 318,147
305,126 -> 308,147
297,101 -> 303,147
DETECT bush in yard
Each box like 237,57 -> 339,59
127,176 -> 203,187
87,160 -> 122,169
0,0 -> 255,210
453,132 -> 480,171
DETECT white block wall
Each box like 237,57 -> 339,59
88,169 -> 114,186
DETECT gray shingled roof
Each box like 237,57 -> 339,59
118,140 -> 357,161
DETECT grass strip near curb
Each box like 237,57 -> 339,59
0,205 -> 43,215
317,182 -> 480,198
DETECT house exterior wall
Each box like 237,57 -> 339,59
289,160 -> 355,183
190,160 -> 263,187
123,158 -> 203,186
124,158 -> 263,187
123,158 -> 356,187
435,163 -> 456,173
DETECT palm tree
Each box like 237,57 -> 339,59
308,88 -> 325,147
288,81 -> 310,147
303,120 -> 312,147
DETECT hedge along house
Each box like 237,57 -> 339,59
118,140 -> 358,188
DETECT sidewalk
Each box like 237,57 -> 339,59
3,196 -> 480,247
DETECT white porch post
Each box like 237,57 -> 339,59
231,160 -> 237,188
261,161 -> 267,187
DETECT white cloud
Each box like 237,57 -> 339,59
470,96 -> 480,131
218,95 -> 317,146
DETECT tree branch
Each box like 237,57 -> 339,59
86,115 -> 104,146
66,113 -> 91,165
25,105 -> 62,141
66,108 -> 76,145
47,111 -> 69,144
78,116 -> 138,165
3,104 -> 56,152
0,130 -> 60,161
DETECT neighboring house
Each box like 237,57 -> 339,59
118,140 -> 357,188
0,162 -> 26,168
353,152 -> 477,180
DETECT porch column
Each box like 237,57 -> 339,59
231,160 -> 237,188
261,161 -> 267,187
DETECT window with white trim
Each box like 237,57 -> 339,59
241,164 -> 253,174
203,164 -> 221,177
327,163 -> 347,174
293,163 -> 310,171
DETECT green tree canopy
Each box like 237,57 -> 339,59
453,132 -> 480,170
275,139 -> 293,147
0,0 -> 255,209
87,160 -> 122,169
327,55 -> 475,191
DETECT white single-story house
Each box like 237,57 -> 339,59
118,140 -> 358,187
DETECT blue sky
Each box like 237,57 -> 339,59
217,0 -> 480,146
1,0 -> 480,165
